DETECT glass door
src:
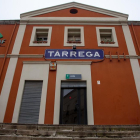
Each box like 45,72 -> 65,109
60,88 -> 87,124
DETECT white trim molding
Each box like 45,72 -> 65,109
29,26 -> 52,46
12,63 -> 50,124
12,25 -> 26,54
20,17 -> 127,25
23,61 -> 50,64
53,63 -> 94,125
0,58 -> 18,122
56,61 -> 92,65
122,25 -> 136,55
0,24 -> 26,123
20,2 -> 128,19
122,25 -> 140,105
96,27 -> 118,47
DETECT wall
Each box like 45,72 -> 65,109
0,10 -> 140,125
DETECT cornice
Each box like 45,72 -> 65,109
20,17 -> 127,25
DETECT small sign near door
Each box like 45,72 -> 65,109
66,74 -> 82,80
50,62 -> 57,70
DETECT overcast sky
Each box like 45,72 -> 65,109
0,0 -> 140,20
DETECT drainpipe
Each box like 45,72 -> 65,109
131,24 -> 140,55
0,23 -> 17,79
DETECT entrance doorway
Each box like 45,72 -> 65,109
60,81 -> 87,124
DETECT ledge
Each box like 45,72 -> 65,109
23,61 -> 50,64
0,55 -> 5,58
56,61 -> 92,65
105,55 -> 139,59
3,54 -> 140,59
7,54 -> 44,58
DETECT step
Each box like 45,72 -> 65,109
1,129 -> 140,138
1,124 -> 73,131
1,124 -> 140,132
73,126 -> 140,131
0,135 -> 140,140
56,131 -> 140,138
38,125 -> 73,131
2,124 -> 37,130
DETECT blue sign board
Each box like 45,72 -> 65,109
44,49 -> 104,59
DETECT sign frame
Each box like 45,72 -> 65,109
44,49 -> 104,60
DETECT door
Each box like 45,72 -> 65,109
18,81 -> 43,124
60,83 -> 87,124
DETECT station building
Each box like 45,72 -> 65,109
0,2 -> 140,125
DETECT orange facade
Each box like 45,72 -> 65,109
0,3 -> 140,125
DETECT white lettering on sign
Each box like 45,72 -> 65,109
62,51 -> 68,57
86,51 -> 93,57
54,51 -> 60,57
0,40 -> 6,44
78,51 -> 85,57
94,52 -> 100,57
70,51 -> 77,57
48,51 -> 54,57
70,75 -> 75,77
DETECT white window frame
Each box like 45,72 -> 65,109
64,26 -> 85,46
96,27 -> 118,47
29,27 -> 52,46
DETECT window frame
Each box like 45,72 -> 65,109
29,26 -> 52,46
96,27 -> 118,47
64,26 -> 85,47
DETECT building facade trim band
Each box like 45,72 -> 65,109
1,54 -> 139,59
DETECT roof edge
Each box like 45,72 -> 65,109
0,20 -> 20,25
20,2 -> 128,19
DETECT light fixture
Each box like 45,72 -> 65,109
72,44 -> 76,50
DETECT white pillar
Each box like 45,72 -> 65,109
122,24 -> 140,104
0,24 -> 26,122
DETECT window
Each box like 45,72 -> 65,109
64,27 -> 85,46
96,27 -> 118,47
68,29 -> 81,43
29,27 -> 52,46
70,9 -> 78,14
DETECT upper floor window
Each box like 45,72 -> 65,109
64,27 -> 85,46
67,29 -> 81,43
29,27 -> 52,46
96,27 -> 118,47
